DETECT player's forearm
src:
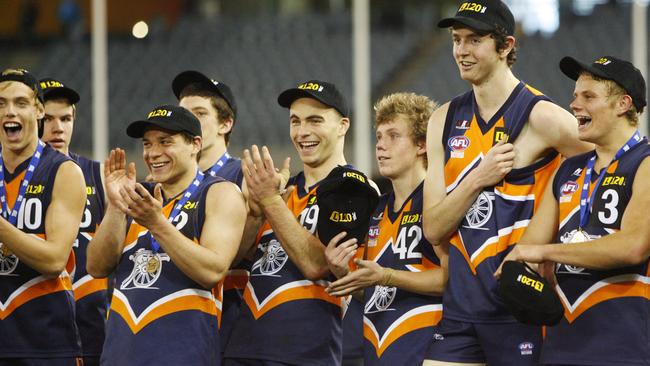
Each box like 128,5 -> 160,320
541,232 -> 650,270
0,220 -> 72,277
388,268 -> 447,296
150,220 -> 232,289
87,205 -> 127,278
262,196 -> 329,280
233,214 -> 263,266
423,169 -> 485,245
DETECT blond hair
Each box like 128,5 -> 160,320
374,92 -> 438,166
0,69 -> 42,108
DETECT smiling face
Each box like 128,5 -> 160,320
451,26 -> 510,85
0,81 -> 43,155
42,99 -> 74,155
375,115 -> 425,180
142,128 -> 201,185
570,73 -> 622,145
289,97 -> 349,168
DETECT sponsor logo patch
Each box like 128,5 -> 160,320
455,119 -> 470,130
559,180 -> 578,203
448,136 -> 470,158
367,225 -> 379,247
519,342 -> 534,356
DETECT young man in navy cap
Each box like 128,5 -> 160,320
40,77 -> 107,366
325,92 -> 448,366
86,105 -> 247,365
497,56 -> 650,366
0,68 -> 86,365
172,70 -> 253,357
172,71 -> 242,184
224,80 -> 366,366
422,0 -> 592,365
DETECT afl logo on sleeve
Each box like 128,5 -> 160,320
448,136 -> 470,159
559,181 -> 579,203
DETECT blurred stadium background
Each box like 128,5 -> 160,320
0,0 -> 647,183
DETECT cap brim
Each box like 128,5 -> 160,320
126,120 -> 154,138
277,88 -> 319,108
559,56 -> 610,81
172,70 -> 216,99
278,88 -> 347,117
437,16 -> 495,32
43,87 -> 80,104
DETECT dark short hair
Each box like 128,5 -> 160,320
178,131 -> 201,162
492,26 -> 517,67
180,82 -> 236,145
465,25 -> 517,67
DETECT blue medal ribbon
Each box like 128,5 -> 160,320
150,170 -> 205,252
0,140 -> 45,225
206,151 -> 231,177
579,130 -> 642,228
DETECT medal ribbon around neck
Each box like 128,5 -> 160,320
206,151 -> 231,177
0,140 -> 45,225
150,169 -> 205,252
579,130 -> 642,229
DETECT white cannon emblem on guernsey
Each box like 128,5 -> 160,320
0,243 -> 19,275
365,285 -> 397,314
121,248 -> 170,289
252,239 -> 288,276
463,191 -> 494,229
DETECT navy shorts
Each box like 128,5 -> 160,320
0,358 -> 83,366
224,358 -> 296,366
424,317 -> 542,365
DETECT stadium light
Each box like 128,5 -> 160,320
132,21 -> 149,39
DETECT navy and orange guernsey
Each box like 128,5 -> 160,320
204,152 -> 250,354
0,144 -> 82,357
361,182 -> 442,366
101,175 -> 225,366
225,171 -> 345,366
541,138 -> 650,366
69,152 -> 107,359
442,82 -> 561,322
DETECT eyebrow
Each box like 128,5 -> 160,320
290,113 -> 325,120
44,112 -> 73,118
0,96 -> 31,102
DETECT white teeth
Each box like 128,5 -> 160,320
576,116 -> 592,126
300,142 -> 318,148
151,162 -> 166,168
3,122 -> 20,128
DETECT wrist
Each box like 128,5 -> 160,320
259,194 -> 283,208
106,204 -> 125,216
536,244 -> 550,263
147,214 -> 170,233
467,168 -> 487,191
381,268 -> 394,287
